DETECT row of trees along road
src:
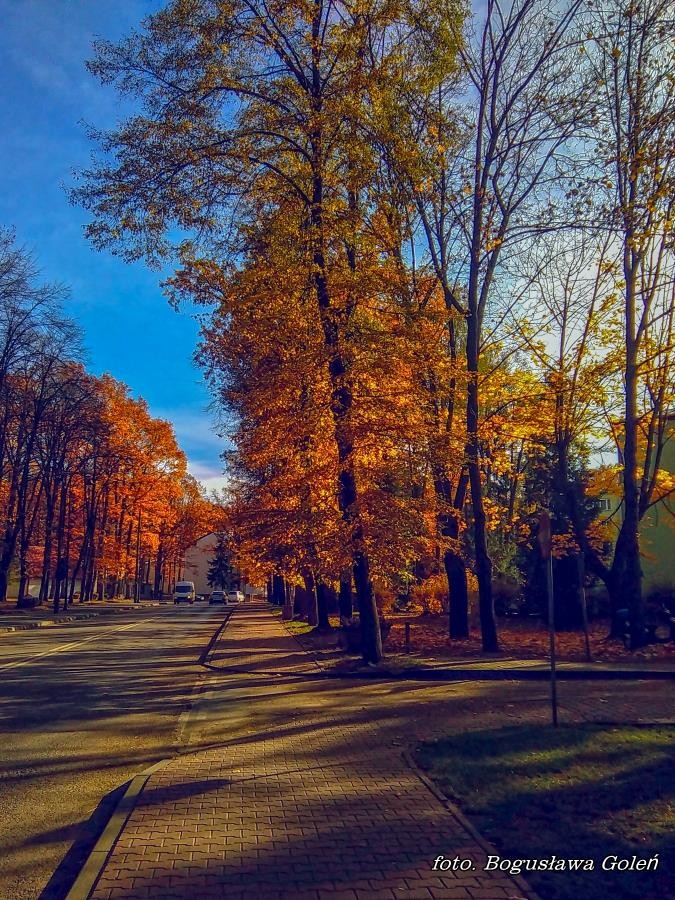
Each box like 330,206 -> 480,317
75,0 -> 674,659
0,230 -> 213,610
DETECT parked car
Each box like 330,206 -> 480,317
227,590 -> 244,604
209,590 -> 226,604
173,581 -> 196,604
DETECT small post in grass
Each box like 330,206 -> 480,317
538,510 -> 558,727
577,553 -> 592,662
405,621 -> 411,654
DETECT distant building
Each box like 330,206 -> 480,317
183,532 -> 257,597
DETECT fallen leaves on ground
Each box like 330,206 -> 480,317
383,614 -> 675,662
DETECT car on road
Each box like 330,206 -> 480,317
209,590 -> 226,604
173,581 -> 196,604
227,590 -> 245,604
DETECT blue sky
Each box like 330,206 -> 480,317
0,0 -> 227,490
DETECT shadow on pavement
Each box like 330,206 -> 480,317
38,782 -> 128,900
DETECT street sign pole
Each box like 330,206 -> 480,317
577,552 -> 592,662
539,511 -> 558,727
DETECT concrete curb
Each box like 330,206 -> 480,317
0,605 -> 165,633
198,609 -> 234,666
0,614 -> 102,633
402,749 -> 541,900
203,659 -> 675,681
65,613 -> 232,897
65,759 -> 169,900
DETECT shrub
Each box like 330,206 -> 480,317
492,576 -> 522,616
410,574 -> 447,616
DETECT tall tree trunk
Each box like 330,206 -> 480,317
309,16 -> 380,662
338,571 -> 353,622
316,580 -> 332,630
437,472 -> 470,639
282,581 -> 294,620
16,543 -> 30,608
272,573 -> 285,607
154,544 -> 164,599
466,312 -> 498,652
353,551 -> 381,662
39,494 -> 55,604
614,249 -> 644,645
445,546 -> 469,638
303,572 -> 318,626
52,480 -> 68,614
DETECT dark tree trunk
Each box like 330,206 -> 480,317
304,572 -> 319,626
282,581 -> 294,620
466,309 -> 498,653
52,481 -> 68,614
154,545 -> 164,599
316,580 -> 332,630
293,583 -> 304,617
338,571 -> 353,621
445,548 -> 469,639
272,574 -> 285,607
615,253 -> 644,645
353,550 -> 382,663
308,33 -> 380,661
435,470 -> 470,639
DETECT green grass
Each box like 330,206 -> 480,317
417,724 -> 674,900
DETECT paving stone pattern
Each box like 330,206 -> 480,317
91,608 -> 535,899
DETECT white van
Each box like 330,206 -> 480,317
174,581 -> 196,604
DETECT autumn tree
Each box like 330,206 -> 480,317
0,234 -> 206,608
578,0 -> 674,643
373,0 -> 590,650
74,0 -> 464,662
0,232 -> 83,602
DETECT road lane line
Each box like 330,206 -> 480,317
0,617 -> 159,671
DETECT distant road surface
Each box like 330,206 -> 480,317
0,604 -> 225,900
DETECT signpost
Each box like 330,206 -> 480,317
577,553 -> 592,662
538,510 -> 558,727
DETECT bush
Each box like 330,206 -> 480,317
645,581 -> 675,615
492,576 -> 522,616
410,574 -> 447,615
339,616 -> 392,653
374,582 -> 397,615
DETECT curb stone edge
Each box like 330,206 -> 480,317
65,759 -> 169,900
402,748 -> 541,900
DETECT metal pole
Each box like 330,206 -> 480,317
546,551 -> 558,726
577,553 -> 592,662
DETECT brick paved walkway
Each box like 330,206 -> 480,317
90,606 -> 535,899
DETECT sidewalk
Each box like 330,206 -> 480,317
82,605 -> 536,900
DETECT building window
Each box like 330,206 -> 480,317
598,498 -> 612,512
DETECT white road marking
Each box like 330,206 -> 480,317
0,617 -> 158,671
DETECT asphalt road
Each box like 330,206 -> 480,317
0,603 -> 227,900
